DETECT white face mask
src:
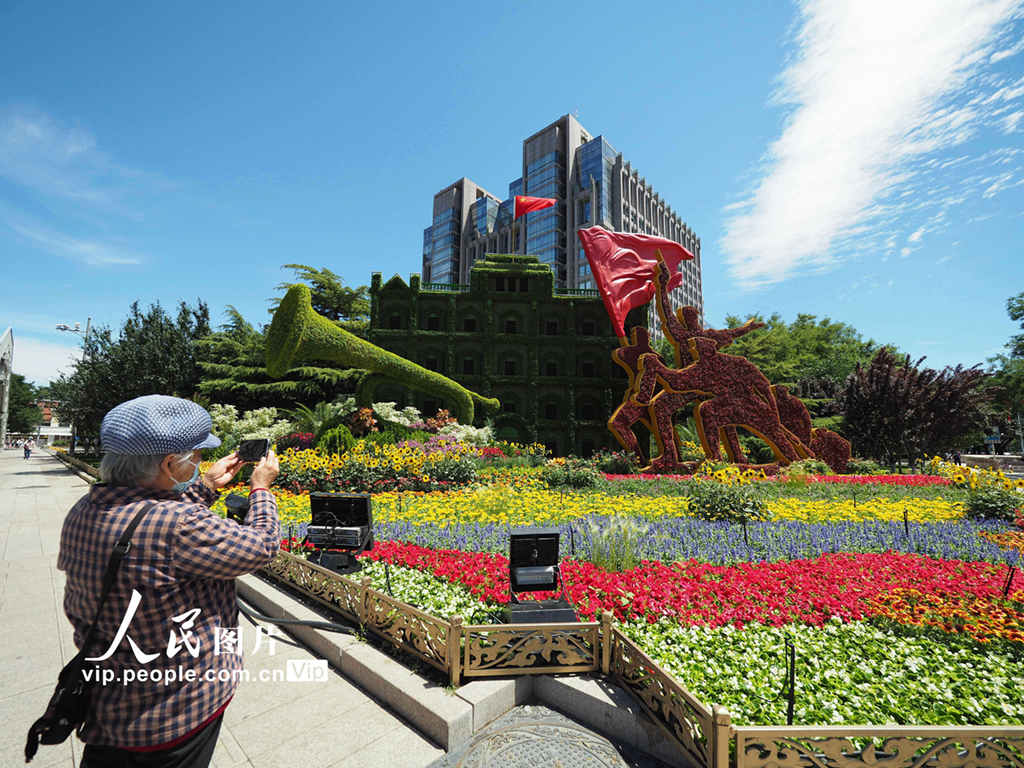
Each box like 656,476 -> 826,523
170,460 -> 200,492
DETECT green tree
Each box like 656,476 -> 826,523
985,291 -> 1024,451
7,373 -> 42,433
195,306 -> 361,411
1007,291 -> 1024,359
273,264 -> 370,337
723,312 -> 880,388
49,300 -> 211,446
840,349 -> 990,468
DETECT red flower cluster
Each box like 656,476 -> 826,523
801,474 -> 951,486
360,542 -> 1012,629
602,473 -> 950,487
479,447 -> 506,459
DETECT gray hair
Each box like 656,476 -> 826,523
100,450 -> 194,487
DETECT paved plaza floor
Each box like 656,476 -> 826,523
0,449 -> 444,768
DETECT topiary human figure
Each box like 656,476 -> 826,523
649,258 -> 766,466
631,337 -> 802,464
608,326 -> 693,469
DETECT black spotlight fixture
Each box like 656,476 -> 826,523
224,493 -> 251,524
306,493 -> 374,575
503,527 -> 578,624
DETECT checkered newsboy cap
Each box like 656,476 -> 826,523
100,395 -> 221,455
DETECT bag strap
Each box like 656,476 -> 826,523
65,501 -> 156,675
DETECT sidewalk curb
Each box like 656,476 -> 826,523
237,573 -> 687,764
46,448 -> 99,484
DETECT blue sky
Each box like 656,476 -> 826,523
1,0 -> 1022,385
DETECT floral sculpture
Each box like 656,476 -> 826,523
577,226 -> 850,473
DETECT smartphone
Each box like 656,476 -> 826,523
237,438 -> 270,463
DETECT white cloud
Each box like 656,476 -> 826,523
10,336 -> 81,386
990,36 -> 1024,61
908,227 -> 925,243
721,0 -> 1024,288
1001,109 -> 1024,131
7,220 -> 143,266
0,107 -> 171,212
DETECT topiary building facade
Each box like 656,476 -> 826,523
367,254 -> 644,456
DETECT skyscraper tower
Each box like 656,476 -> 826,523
422,114 -> 703,340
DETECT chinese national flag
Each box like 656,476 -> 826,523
576,227 -> 694,337
513,195 -> 557,219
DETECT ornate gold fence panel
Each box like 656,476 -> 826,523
732,727 -> 1024,768
262,552 -> 452,672
609,627 -> 717,768
459,621 -> 601,680
361,582 -> 451,673
264,552 -> 364,620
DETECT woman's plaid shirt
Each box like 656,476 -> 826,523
57,481 -> 279,747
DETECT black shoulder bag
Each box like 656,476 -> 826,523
25,502 -> 155,763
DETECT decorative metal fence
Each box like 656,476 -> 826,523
261,551 -> 1024,768
732,727 -> 1024,768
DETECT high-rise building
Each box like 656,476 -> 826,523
421,114 -> 703,340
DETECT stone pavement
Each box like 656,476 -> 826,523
0,449 -> 443,768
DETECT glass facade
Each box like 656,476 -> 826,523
470,197 -> 499,237
525,151 -> 566,280
574,136 -> 618,286
422,227 -> 433,280
427,207 -> 459,284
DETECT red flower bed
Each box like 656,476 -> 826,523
602,473 -> 950,486
360,542 -> 1013,627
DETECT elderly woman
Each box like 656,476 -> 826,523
57,394 -> 280,768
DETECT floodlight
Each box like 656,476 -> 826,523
504,527 -> 578,624
306,493 -> 374,575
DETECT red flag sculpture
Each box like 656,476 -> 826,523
514,195 -> 557,219
576,227 -> 694,338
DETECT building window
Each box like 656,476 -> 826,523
544,319 -> 559,335
503,399 -> 517,414
463,317 -> 477,332
495,276 -> 506,291
545,361 -> 558,376
504,318 -> 518,334
425,356 -> 440,372
579,402 -> 596,421
462,358 -> 475,375
426,315 -> 441,331
389,314 -> 402,329
544,402 -> 558,420
503,359 -> 517,376
519,277 -> 529,292
581,319 -> 596,336
580,361 -> 596,377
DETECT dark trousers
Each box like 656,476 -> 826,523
80,715 -> 223,768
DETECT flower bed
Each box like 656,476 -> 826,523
348,547 -> 1024,726
222,449 -> 1023,729
220,485 -> 970,526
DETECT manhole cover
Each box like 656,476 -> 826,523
455,720 -> 629,768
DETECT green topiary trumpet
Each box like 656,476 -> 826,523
266,284 -> 498,424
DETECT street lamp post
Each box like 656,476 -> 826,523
56,317 -> 91,455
